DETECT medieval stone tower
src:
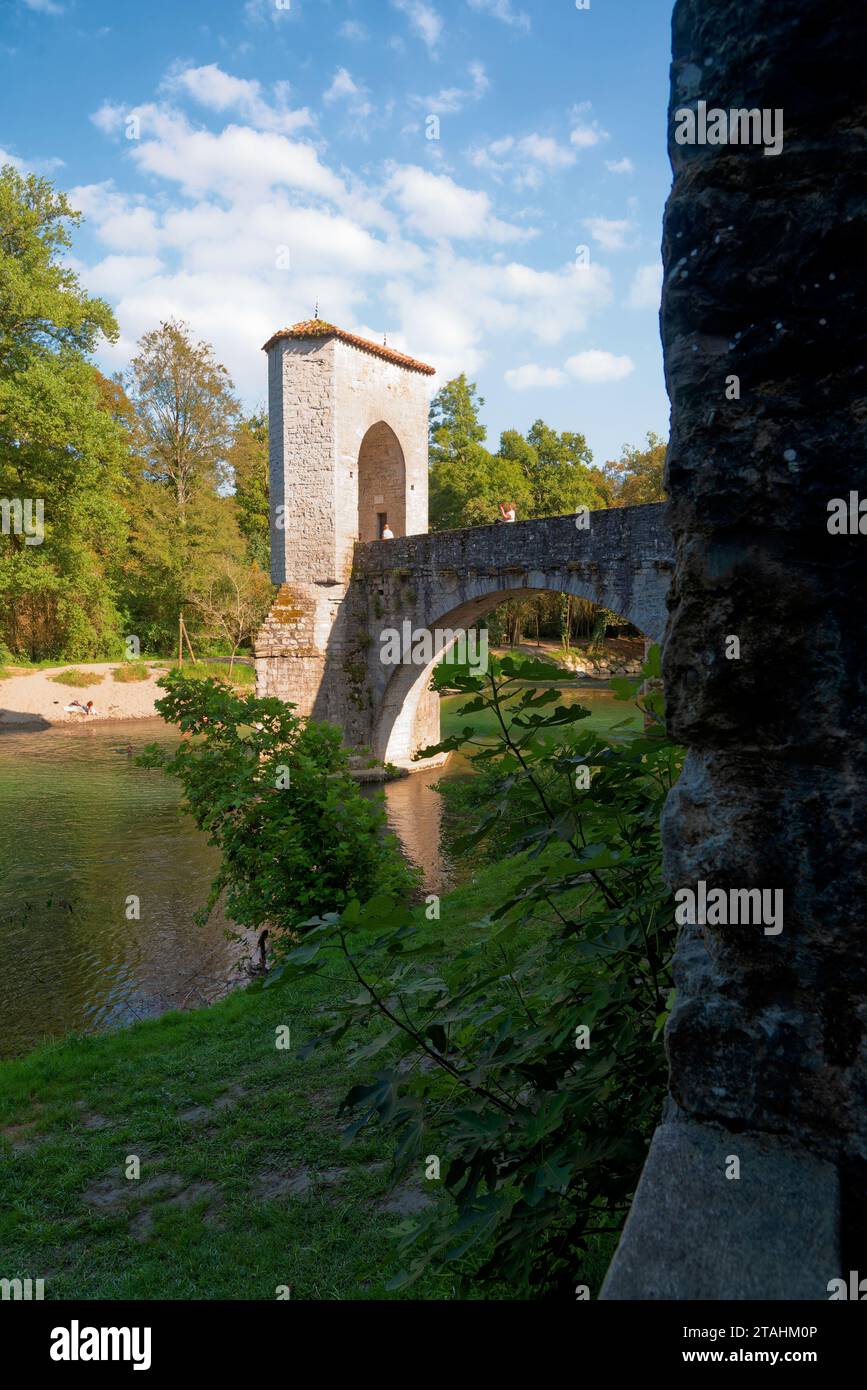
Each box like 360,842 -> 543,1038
254,320 -> 436,752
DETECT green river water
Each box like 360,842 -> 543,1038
0,683 -> 637,1057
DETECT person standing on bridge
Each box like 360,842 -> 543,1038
381,522 -> 395,539
499,501 -> 517,523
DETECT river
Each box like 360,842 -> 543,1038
0,682 -> 637,1058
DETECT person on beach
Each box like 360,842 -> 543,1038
499,501 -> 517,523
64,699 -> 94,717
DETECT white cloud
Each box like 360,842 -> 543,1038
128,112 -> 345,202
22,0 -> 63,13
392,0 -> 443,53
498,260 -> 612,342
627,262 -> 662,309
412,61 -> 489,116
69,183 -> 163,254
84,254 -> 165,298
517,134 -> 575,170
469,131 -> 575,189
323,66 -> 374,127
505,363 -> 566,390
0,147 -> 26,172
164,63 -> 311,136
90,102 -> 127,136
380,248 -> 612,380
325,68 -> 360,103
467,0 -> 530,31
77,62 -> 621,418
565,350 -> 634,383
388,165 -> 531,243
570,121 -> 609,149
606,157 -> 634,175
583,216 -> 636,250
339,20 -> 368,41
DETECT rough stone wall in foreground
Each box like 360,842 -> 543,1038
602,0 -> 867,1300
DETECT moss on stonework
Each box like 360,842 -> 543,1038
342,651 -> 370,710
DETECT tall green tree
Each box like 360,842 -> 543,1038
0,166 -> 127,659
500,420 -> 605,517
606,432 -> 667,506
428,374 -> 515,530
228,411 -> 270,570
428,373 -> 488,466
128,319 -> 238,518
124,321 -> 245,651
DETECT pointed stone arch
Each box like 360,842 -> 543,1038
357,421 -> 407,542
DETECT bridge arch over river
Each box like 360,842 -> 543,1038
255,320 -> 672,766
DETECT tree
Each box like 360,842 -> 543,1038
430,444 -> 531,531
429,375 -> 514,530
0,166 -> 127,659
228,411 -> 270,569
429,373 -> 487,466
140,673 -> 416,941
189,557 -> 272,670
124,322 -> 247,652
265,650 -> 682,1296
501,420 -> 605,517
606,432 -> 667,506
128,319 -> 239,520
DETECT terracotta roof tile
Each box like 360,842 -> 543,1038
261,320 -> 436,376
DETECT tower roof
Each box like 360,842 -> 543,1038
261,320 -> 436,376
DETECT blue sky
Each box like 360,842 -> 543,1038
1,0 -> 675,466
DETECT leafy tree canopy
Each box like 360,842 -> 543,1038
228,410 -> 270,570
429,373 -> 487,468
605,431 -> 667,506
0,165 -> 127,659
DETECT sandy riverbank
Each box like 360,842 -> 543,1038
0,663 -> 173,727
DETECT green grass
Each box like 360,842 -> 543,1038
156,660 -> 256,688
48,668 -> 106,688
0,659 -> 73,672
441,684 -> 642,743
0,856 -> 560,1302
112,664 -> 152,683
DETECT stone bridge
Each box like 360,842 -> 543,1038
352,504 -> 671,763
255,319 -> 672,767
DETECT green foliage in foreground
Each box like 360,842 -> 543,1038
265,650 -> 683,1297
139,672 -> 415,943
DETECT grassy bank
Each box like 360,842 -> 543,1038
0,854 -> 620,1301
440,682 -> 642,742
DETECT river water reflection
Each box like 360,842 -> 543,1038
0,683 -> 634,1057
